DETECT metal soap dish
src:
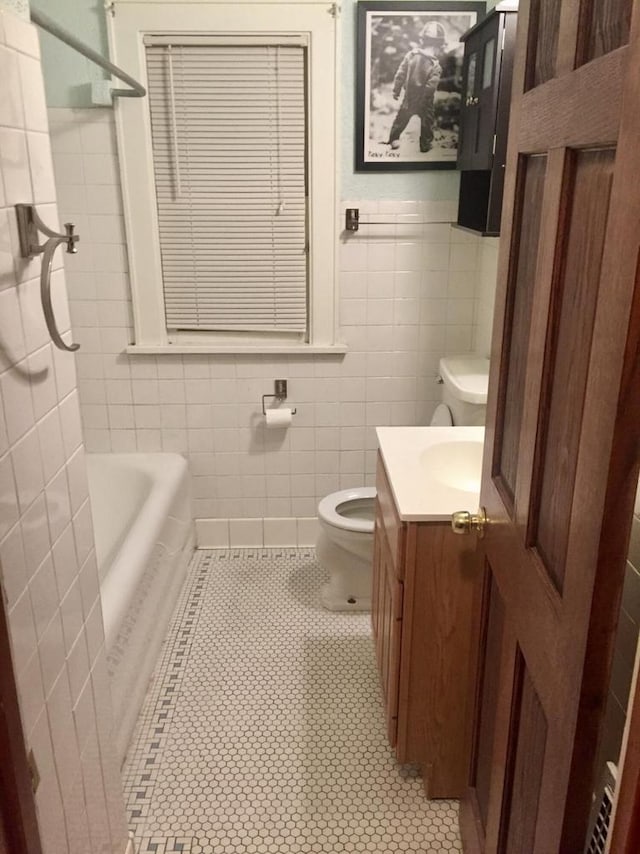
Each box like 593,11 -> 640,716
15,204 -> 80,352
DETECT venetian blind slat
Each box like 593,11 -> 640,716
145,42 -> 308,334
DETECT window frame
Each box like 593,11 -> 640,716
108,0 -> 343,354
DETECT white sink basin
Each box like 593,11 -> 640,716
419,440 -> 483,494
376,426 -> 485,521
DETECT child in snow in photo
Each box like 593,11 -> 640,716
387,20 -> 445,153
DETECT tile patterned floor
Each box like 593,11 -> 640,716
122,548 -> 463,853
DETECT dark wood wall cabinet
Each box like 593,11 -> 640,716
371,453 -> 481,798
456,1 -> 518,236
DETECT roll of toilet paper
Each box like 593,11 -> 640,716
265,408 -> 293,428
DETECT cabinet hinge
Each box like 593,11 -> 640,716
492,134 -> 497,155
27,750 -> 40,794
104,1 -> 115,16
501,26 -> 506,51
328,3 -> 340,18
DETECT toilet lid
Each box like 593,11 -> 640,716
430,403 -> 453,427
317,487 -> 377,534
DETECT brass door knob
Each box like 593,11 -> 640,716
451,508 -> 487,538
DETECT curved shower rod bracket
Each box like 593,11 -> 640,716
15,204 -> 80,353
30,7 -> 146,100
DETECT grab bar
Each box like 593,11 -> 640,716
30,7 -> 146,100
15,205 -> 80,353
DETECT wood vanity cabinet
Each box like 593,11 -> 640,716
372,452 -> 481,798
456,1 -> 518,236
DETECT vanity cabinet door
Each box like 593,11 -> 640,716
372,509 -> 404,748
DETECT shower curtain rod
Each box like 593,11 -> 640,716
30,7 -> 146,99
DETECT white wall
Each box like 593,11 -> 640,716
0,11 -> 128,853
473,237 -> 499,357
49,107 -> 490,534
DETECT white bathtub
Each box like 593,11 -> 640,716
86,453 -> 194,765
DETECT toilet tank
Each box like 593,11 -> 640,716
439,356 -> 490,425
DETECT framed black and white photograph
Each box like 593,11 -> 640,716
356,1 -> 484,171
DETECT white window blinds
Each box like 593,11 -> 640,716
144,39 -> 308,334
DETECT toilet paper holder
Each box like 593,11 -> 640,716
262,380 -> 297,415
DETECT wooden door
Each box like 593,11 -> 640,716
461,1 -> 640,852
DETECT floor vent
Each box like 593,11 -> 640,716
586,761 -> 617,854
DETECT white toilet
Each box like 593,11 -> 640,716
316,356 -> 490,611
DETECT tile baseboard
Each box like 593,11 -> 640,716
196,516 -> 319,548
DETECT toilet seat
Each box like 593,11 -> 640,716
317,487 -> 376,534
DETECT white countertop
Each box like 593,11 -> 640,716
376,426 -> 485,522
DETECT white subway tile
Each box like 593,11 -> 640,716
72,501 -> 93,569
18,276 -> 49,352
37,409 -> 65,484
0,520 -> 27,606
60,577 -> 84,654
27,131 -> 57,203
16,649 -> 44,738
31,710 -> 68,853
58,391 -> 83,457
450,242 -> 479,272
19,54 -> 47,132
65,447 -> 89,515
82,153 -> 119,185
0,44 -> 24,128
3,12 -> 39,57
110,429 -> 136,452
7,584 -> 37,672
229,517 -> 263,547
0,284 -> 26,367
79,121 -> 116,155
38,612 -> 66,698
52,523 -> 78,600
195,518 -> 229,548
65,631 -> 90,704
367,243 -> 395,272
263,517 -> 297,546
0,127 -> 33,203
11,426 -> 43,512
20,492 -> 50,578
84,182 -> 123,215
423,243 -> 451,272
296,517 -> 318,545
28,345 -> 57,420
29,553 -> 58,639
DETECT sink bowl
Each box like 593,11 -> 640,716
420,440 -> 484,494
376,426 -> 486,521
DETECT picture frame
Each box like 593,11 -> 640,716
355,1 -> 485,171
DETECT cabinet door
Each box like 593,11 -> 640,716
372,512 -> 403,748
458,14 -> 503,171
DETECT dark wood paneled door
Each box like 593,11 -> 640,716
461,1 -> 640,852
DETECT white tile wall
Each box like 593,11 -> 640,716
49,107 -> 495,527
0,13 -> 128,854
472,237 -> 499,359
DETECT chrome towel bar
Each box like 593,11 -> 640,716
15,205 -> 80,353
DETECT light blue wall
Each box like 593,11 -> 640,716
33,0 -> 109,107
35,0 -> 497,201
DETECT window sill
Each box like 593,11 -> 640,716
125,343 -> 348,356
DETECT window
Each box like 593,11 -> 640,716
109,1 -> 341,353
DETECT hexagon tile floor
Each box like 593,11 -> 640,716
121,548 -> 463,853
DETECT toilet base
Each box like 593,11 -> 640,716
315,528 -> 373,612
320,581 -> 371,612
